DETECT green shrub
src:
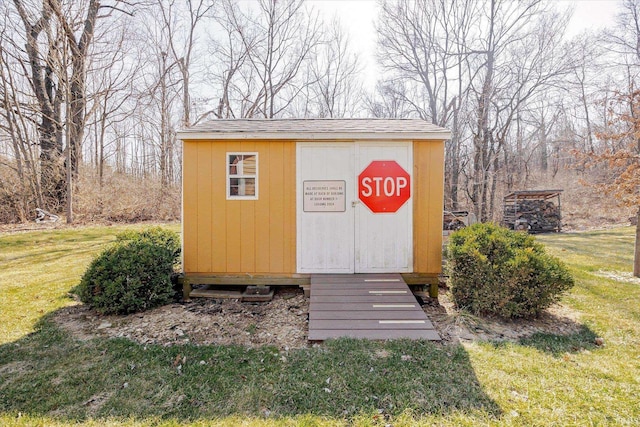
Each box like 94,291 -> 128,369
446,223 -> 574,319
115,226 -> 181,264
76,228 -> 180,314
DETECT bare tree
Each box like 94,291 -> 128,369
11,0 -> 65,207
86,20 -> 137,187
159,0 -> 215,127
568,34 -> 605,153
365,80 -> 414,118
306,19 -> 362,118
376,0 -> 478,209
47,0 -> 101,182
605,0 -> 640,153
0,20 -> 44,219
134,9 -> 182,189
197,0 -> 250,121
376,0 -> 573,218
7,0 -> 135,218
227,0 -> 322,118
466,0 -> 572,221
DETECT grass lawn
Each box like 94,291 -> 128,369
1,224 -> 638,426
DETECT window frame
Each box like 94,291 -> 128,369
226,152 -> 259,200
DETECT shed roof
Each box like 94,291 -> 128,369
504,190 -> 563,201
177,118 -> 451,141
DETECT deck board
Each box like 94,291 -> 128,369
309,310 -> 428,320
312,294 -> 418,303
312,319 -> 435,329
311,288 -> 410,296
308,329 -> 441,341
308,274 -> 440,341
310,302 -> 420,311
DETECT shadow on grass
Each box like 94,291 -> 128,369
0,311 -> 501,423
517,325 -> 599,357
482,323 -> 600,359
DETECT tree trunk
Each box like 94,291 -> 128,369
38,50 -> 65,207
540,116 -> 548,171
181,57 -> 190,127
159,52 -> 169,189
471,0 -> 496,222
634,208 -> 640,278
66,0 -> 100,180
450,102 -> 460,210
66,138 -> 73,224
69,54 -> 87,178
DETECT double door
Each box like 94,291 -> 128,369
296,142 -> 412,274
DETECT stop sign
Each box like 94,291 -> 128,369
358,160 -> 411,213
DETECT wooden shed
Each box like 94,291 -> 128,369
176,119 -> 450,299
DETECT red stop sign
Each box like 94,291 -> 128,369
358,160 -> 411,213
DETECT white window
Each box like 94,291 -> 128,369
227,153 -> 258,200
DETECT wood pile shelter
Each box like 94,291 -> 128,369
503,190 -> 563,233
176,118 -> 450,300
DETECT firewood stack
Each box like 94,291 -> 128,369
503,199 -> 561,233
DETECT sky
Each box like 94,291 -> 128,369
308,0 -> 621,88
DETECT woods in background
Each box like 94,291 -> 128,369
0,0 -> 638,228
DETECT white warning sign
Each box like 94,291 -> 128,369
303,180 -> 346,212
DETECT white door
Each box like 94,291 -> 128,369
296,142 -> 412,273
355,142 -> 413,273
297,143 -> 355,273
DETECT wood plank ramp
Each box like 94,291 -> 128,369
308,274 -> 440,341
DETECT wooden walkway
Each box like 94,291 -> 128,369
308,274 -> 440,341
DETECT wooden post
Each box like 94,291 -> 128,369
183,277 -> 192,302
429,282 -> 439,299
557,193 -> 562,232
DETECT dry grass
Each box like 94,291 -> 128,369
519,168 -> 635,231
0,162 -> 180,224
75,167 -> 180,223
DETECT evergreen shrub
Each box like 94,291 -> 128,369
76,227 -> 180,314
446,223 -> 574,318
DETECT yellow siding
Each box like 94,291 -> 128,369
184,138 -> 443,276
255,145 -> 271,273
182,141 -> 199,273
183,140 -> 296,274
413,140 -> 445,274
211,143 -> 227,272
196,142 -> 213,272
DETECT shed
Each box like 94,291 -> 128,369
176,118 -> 450,299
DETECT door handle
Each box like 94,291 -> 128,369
352,200 -> 360,207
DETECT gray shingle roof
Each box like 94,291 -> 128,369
177,118 -> 450,140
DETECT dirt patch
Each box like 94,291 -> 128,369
82,392 -> 114,417
0,361 -> 33,376
595,270 -> 640,284
53,287 -> 584,349
53,287 -> 309,350
422,288 -> 584,344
